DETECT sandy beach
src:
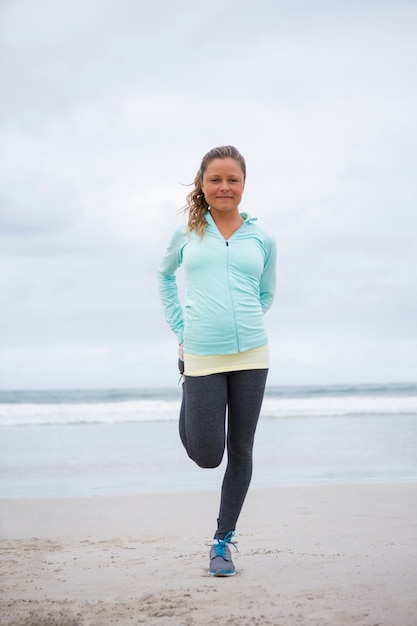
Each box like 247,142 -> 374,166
1,484 -> 416,626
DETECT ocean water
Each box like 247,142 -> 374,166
0,383 -> 416,499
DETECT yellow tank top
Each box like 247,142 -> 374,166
184,344 -> 269,377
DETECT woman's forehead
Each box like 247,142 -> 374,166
204,158 -> 244,175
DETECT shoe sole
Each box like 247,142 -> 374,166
208,569 -> 236,577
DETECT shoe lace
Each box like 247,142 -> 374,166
213,531 -> 238,557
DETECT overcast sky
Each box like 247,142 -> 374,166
0,0 -> 416,390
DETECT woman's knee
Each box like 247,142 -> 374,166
187,445 -> 224,468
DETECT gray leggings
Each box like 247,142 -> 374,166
179,368 -> 268,539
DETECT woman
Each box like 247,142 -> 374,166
157,145 -> 276,576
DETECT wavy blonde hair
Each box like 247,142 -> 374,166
183,145 -> 246,237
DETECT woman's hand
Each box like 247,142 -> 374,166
178,344 -> 184,375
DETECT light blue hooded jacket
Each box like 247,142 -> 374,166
157,211 -> 276,355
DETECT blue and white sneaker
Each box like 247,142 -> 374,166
208,531 -> 237,577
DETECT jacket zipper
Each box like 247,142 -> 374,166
225,240 -> 240,351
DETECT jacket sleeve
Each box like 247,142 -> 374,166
157,227 -> 187,344
260,233 -> 277,314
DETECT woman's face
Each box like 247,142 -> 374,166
201,158 -> 245,214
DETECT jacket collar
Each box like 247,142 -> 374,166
205,210 -> 258,228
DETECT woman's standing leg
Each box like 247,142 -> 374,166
215,368 -> 268,539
